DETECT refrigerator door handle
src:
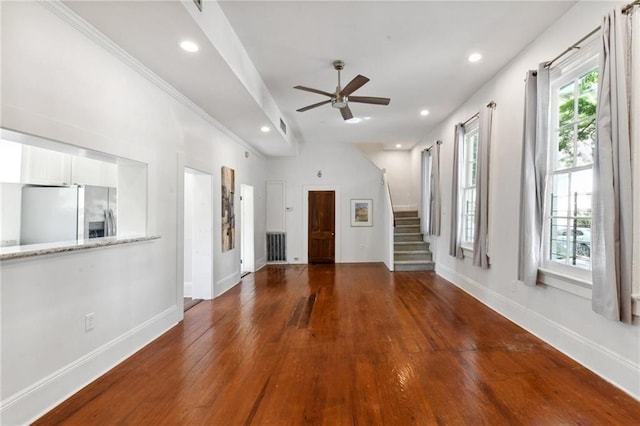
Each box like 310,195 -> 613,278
109,209 -> 116,236
104,210 -> 111,237
106,209 -> 115,237
105,210 -> 113,237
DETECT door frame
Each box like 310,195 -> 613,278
302,185 -> 341,264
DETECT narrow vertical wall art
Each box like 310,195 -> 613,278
221,166 -> 235,252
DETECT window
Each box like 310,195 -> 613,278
461,119 -> 479,248
544,43 -> 598,278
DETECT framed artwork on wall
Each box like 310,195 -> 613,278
351,199 -> 372,227
221,166 -> 235,251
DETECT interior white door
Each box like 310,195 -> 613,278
240,184 -> 254,274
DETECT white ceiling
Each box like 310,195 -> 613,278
64,0 -> 576,155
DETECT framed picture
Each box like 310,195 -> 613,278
221,166 -> 235,252
351,199 -> 373,227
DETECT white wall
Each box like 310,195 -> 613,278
360,149 -> 415,211
267,141 -> 385,264
409,1 -> 640,399
0,2 -> 266,424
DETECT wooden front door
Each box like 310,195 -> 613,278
308,191 -> 335,263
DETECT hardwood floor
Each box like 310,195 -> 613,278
36,264 -> 640,425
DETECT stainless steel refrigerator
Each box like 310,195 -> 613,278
20,185 -> 117,245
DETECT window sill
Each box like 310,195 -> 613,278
538,267 -> 592,300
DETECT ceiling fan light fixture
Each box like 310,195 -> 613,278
332,98 -> 348,109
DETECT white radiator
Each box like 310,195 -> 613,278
267,232 -> 286,262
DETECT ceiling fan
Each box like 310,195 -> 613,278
294,60 -> 391,121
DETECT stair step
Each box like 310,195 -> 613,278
395,230 -> 421,236
394,241 -> 429,251
394,211 -> 418,218
394,233 -> 423,242
395,251 -> 433,261
395,217 -> 420,225
395,225 -> 421,233
394,260 -> 435,272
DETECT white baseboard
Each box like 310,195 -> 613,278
0,306 -> 179,426
436,264 -> 640,401
215,271 -> 240,297
255,256 -> 267,272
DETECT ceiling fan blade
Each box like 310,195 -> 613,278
340,106 -> 354,121
348,96 -> 391,106
297,99 -> 332,112
293,85 -> 334,97
340,75 -> 369,97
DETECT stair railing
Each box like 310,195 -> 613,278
382,172 -> 395,271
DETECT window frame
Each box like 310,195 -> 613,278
541,48 -> 599,284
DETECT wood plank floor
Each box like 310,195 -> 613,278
36,264 -> 640,425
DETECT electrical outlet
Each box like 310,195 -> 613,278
85,313 -> 95,331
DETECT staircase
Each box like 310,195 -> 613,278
394,211 -> 434,272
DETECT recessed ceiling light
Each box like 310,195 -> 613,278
395,144 -> 402,148
260,126 -> 271,133
468,52 -> 482,63
179,40 -> 199,53
346,117 -> 362,124
363,116 -> 372,120
420,109 -> 430,117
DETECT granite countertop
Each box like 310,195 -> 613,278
0,235 -> 160,261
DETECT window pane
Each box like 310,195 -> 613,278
463,188 -> 476,243
551,173 -> 569,217
578,69 -> 598,97
576,119 -> 595,166
464,188 -> 476,215
571,168 -> 592,216
577,93 -> 597,121
549,218 -> 567,262
556,126 -> 574,169
466,161 -> 477,186
558,81 -> 575,128
471,134 -> 478,160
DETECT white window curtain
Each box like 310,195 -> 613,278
421,149 -> 431,235
429,142 -> 441,236
518,64 -> 550,286
472,104 -> 495,268
592,6 -> 633,323
449,124 -> 465,259
422,143 -> 441,236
